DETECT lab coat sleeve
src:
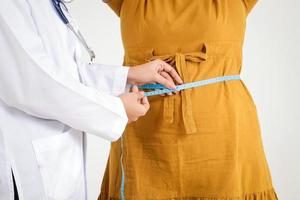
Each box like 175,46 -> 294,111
78,62 -> 130,97
0,12 -> 128,141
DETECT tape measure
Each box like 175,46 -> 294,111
138,75 -> 241,97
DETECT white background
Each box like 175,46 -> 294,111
69,1 -> 300,199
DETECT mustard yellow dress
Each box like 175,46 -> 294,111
99,0 -> 278,199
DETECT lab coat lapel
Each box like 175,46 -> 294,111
0,130 -> 11,200
27,0 -> 80,81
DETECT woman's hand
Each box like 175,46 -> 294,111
119,86 -> 150,123
127,59 -> 183,89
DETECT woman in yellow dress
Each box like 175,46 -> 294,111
99,0 -> 278,199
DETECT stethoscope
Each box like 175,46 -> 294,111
52,0 -> 96,62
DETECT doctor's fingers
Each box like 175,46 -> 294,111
131,86 -> 144,100
154,72 -> 176,89
131,85 -> 139,93
141,96 -> 150,111
156,60 -> 183,85
132,97 -> 149,119
160,71 -> 178,96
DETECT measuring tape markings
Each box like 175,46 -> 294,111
138,75 -> 241,97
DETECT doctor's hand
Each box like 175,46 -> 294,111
120,86 -> 150,123
127,59 -> 183,89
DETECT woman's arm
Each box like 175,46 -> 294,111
103,0 -> 124,16
242,0 -> 258,14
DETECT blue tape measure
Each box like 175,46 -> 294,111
138,75 -> 241,97
120,137 -> 125,200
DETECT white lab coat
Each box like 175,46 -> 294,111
0,0 -> 129,199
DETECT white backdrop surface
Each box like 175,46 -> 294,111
69,1 -> 300,199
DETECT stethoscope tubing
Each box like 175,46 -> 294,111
52,0 -> 69,24
52,0 -> 95,61
61,0 -> 75,3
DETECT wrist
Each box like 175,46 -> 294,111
127,66 -> 138,85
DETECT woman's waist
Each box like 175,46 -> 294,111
132,79 -> 257,135
124,41 -> 243,65
124,42 -> 243,82
146,77 -> 247,102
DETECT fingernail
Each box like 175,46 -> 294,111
170,84 -> 176,89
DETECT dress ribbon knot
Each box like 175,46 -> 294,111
149,51 -> 208,134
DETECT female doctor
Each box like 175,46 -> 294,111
0,0 -> 182,199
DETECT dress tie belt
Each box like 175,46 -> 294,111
149,51 -> 208,134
